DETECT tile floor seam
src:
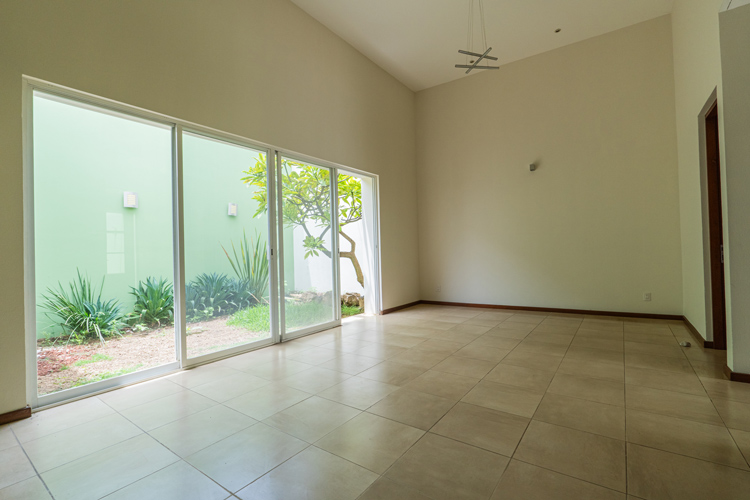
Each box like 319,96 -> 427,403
623,403 -> 728,429
509,456 -> 630,497
624,439 -> 750,473
10,425 -> 55,500
228,442 -> 314,495
485,458 -> 512,500
506,318 -> 580,461
94,461 -> 182,500
727,426 -> 750,469
622,329 -> 629,497
53,390 -> 237,497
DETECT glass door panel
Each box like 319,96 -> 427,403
32,91 -> 175,399
182,132 -> 272,358
278,156 -> 339,338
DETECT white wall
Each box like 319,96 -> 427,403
720,3 -> 750,372
671,0 -> 725,342
0,0 -> 419,415
415,16 -> 683,314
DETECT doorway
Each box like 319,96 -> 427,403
704,101 -> 727,350
338,169 -> 381,318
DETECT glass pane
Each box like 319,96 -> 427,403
183,133 -> 271,358
338,172 -> 366,318
33,92 -> 175,397
280,157 -> 336,333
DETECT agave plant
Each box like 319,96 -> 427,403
41,270 -> 125,344
185,273 -> 232,321
130,277 -> 174,327
221,231 -> 269,305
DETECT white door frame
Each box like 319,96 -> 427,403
276,151 -> 342,342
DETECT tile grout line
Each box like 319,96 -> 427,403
9,425 -> 56,499
489,314 -> 583,497
97,389 -> 245,498
366,310 -> 541,499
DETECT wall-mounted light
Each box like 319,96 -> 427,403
529,163 -> 537,172
228,203 -> 238,217
123,192 -> 138,208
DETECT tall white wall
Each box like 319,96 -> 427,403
0,0 -> 419,415
671,0 -> 725,341
415,16 -> 683,314
720,3 -> 750,372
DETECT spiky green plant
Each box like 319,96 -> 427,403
221,231 -> 269,304
185,273 -> 231,321
130,277 -> 174,326
41,270 -> 125,344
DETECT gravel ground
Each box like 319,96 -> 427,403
37,317 -> 269,395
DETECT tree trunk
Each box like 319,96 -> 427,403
339,230 -> 364,288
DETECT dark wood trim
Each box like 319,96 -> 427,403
705,101 -> 728,350
681,316 -> 714,349
381,301 -> 422,315
419,300 -> 683,321
724,364 -> 750,384
0,406 -> 31,425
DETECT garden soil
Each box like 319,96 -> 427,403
37,317 -> 269,395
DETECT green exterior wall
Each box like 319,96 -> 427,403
33,94 -> 295,338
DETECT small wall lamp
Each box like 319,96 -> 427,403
123,192 -> 138,208
529,163 -> 537,172
228,203 -> 238,216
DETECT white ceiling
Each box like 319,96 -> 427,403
290,0 -> 675,91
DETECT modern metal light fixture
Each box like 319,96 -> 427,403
455,0 -> 500,74
227,203 -> 238,216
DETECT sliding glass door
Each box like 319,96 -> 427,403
27,80 -> 385,407
182,132 -> 274,360
31,91 -> 178,404
277,155 -> 340,340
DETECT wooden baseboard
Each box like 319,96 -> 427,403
681,316 -> 715,349
0,406 -> 31,425
419,300 -> 683,321
724,364 -> 750,383
381,301 -> 422,315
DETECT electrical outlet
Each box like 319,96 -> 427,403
643,292 -> 652,302
435,285 -> 442,293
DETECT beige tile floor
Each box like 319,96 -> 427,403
2,305 -> 750,499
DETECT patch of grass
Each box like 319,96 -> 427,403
342,305 -> 363,317
73,353 -> 112,367
59,365 -> 69,371
228,301 -> 335,331
73,364 -> 143,387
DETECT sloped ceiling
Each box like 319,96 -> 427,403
291,0 -> 675,91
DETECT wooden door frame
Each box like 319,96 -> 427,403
699,93 -> 728,350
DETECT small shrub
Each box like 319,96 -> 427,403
222,231 -> 269,304
41,270 -> 126,344
186,273 -> 231,321
130,277 -> 174,327
226,278 -> 256,312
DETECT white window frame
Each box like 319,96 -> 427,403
22,76 -> 382,409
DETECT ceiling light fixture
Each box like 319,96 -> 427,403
455,0 -> 499,74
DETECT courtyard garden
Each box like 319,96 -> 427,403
36,231 -> 363,395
